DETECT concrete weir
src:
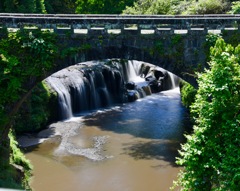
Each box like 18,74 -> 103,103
0,14 -> 239,85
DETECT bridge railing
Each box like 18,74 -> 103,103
0,14 -> 239,35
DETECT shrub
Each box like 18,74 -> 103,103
9,130 -> 33,190
184,0 -> 230,15
14,82 -> 57,134
0,130 -> 32,190
123,0 -> 179,15
228,1 -> 240,14
123,0 -> 231,15
172,38 -> 240,190
180,81 -> 197,109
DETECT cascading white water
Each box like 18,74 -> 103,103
45,60 -> 180,120
126,60 -> 148,88
168,72 -> 179,89
45,62 -> 123,120
126,60 -> 138,81
46,76 -> 73,120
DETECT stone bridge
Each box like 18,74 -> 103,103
1,14 -> 240,84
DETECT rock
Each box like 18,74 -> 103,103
149,80 -> 162,93
125,82 -> 136,90
153,69 -> 166,80
145,75 -> 156,82
140,64 -> 150,77
127,90 -> 138,102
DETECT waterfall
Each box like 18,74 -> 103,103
45,60 -> 180,120
168,72 -> 179,89
126,60 -> 138,81
46,76 -> 73,120
45,62 -> 126,120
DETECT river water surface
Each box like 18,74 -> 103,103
25,88 -> 187,191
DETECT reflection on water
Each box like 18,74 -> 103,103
26,88 -> 188,191
82,89 -> 185,140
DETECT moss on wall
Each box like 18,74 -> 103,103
0,130 -> 32,190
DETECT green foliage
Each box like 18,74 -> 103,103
9,130 -> 32,190
123,0 -> 232,15
228,1 -> 240,14
76,0 -> 134,14
0,0 -> 237,14
14,82 -> 57,133
123,0 -> 179,15
1,0 -> 76,13
173,38 -> 240,190
180,81 -> 197,109
182,0 -> 230,15
0,30 -> 58,112
45,0 -> 76,14
206,33 -> 222,48
36,0 -> 47,13
0,29 -> 60,190
0,130 -> 32,190
2,0 -> 46,13
0,28 -> 59,149
204,33 -> 222,62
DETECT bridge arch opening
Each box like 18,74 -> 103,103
54,43 -> 194,85
44,58 -> 181,121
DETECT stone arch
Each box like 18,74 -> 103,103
53,43 -> 197,86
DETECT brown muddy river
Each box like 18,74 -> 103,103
25,88 -> 187,191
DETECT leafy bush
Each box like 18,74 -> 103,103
9,130 -> 32,190
123,0 -> 179,15
204,33 -> 222,61
172,38 -> 240,190
228,1 -> 240,14
123,0 -> 231,15
76,0 -> 134,14
0,130 -> 32,190
14,82 -> 57,134
2,0 -> 46,13
180,81 -> 197,109
0,30 -> 58,114
183,0 -> 230,15
0,29 -> 59,189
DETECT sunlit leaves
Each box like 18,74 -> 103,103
0,29 -> 59,111
173,38 -> 240,190
180,81 -> 197,109
76,0 -> 134,14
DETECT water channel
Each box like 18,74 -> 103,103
25,88 -> 188,191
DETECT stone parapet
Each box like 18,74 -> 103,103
0,14 -> 239,35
